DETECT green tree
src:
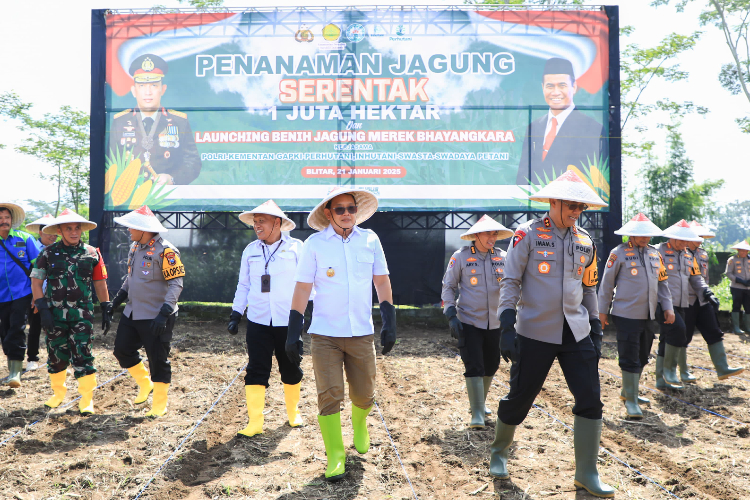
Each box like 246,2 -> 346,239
652,0 -> 750,132
630,122 -> 723,226
16,106 -> 90,217
0,91 -> 32,149
709,199 -> 750,246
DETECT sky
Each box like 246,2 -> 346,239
0,0 -> 747,214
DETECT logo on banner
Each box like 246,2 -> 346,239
396,25 -> 407,36
295,25 -> 314,43
369,25 -> 386,37
322,23 -> 341,41
346,23 -> 365,42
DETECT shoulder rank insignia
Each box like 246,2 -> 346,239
168,109 -> 187,119
113,109 -> 132,119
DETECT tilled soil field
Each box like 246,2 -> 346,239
0,319 -> 749,500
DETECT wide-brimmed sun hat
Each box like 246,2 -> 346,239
42,209 -> 97,234
661,219 -> 703,243
614,213 -> 663,237
239,200 -> 296,232
688,220 -> 715,239
731,241 -> 750,252
528,170 -> 608,208
460,215 -> 514,241
0,202 -> 26,229
307,186 -> 379,232
113,205 -> 168,233
25,213 -> 55,233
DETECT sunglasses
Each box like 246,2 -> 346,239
561,201 -> 589,212
331,205 -> 358,216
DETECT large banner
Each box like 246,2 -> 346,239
103,8 -> 611,212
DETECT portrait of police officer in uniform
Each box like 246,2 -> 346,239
516,57 -> 607,185
109,53 -> 202,185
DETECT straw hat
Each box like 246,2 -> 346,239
528,170 -> 608,208
460,215 -> 514,241
307,186 -> 379,232
614,213 -> 663,237
113,205 -> 168,233
239,200 -> 296,232
42,209 -> 97,235
688,220 -> 715,239
0,202 -> 26,229
25,213 -> 55,233
731,241 -> 750,252
661,219 -> 703,243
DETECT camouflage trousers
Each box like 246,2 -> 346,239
46,307 -> 97,379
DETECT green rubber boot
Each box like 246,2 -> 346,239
465,377 -> 486,428
621,370 -> 643,419
744,312 -> 750,334
662,344 -> 684,389
620,369 -> 649,404
489,420 -> 516,479
482,376 -> 493,415
731,312 -> 745,334
317,412 -> 347,481
573,417 -> 615,498
707,341 -> 745,380
6,359 -> 22,388
677,347 -> 697,383
655,356 -> 667,390
352,405 -> 372,454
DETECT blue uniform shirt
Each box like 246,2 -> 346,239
0,229 -> 40,302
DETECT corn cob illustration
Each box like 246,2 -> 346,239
128,181 -> 153,209
104,164 -> 118,194
111,158 -> 142,206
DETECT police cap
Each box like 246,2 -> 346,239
129,54 -> 168,83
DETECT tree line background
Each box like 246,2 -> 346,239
1,0 -> 749,252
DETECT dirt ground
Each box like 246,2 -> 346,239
1,318 -> 749,500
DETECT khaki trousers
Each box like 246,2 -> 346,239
311,334 -> 376,416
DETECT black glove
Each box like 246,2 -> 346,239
107,289 -> 128,321
704,289 -> 720,313
285,310 -> 304,366
499,309 -> 519,363
227,310 -> 242,335
379,301 -> 397,354
100,301 -> 112,335
589,318 -> 603,358
303,300 -> 314,334
35,298 -> 54,331
150,304 -> 173,336
737,278 -> 749,287
444,306 -> 463,340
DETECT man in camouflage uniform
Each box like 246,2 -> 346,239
30,210 -> 111,414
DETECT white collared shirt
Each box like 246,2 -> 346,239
295,225 -> 389,337
544,103 -> 575,138
232,233 -> 303,327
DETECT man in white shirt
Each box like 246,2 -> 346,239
284,186 -> 397,481
229,200 -> 304,437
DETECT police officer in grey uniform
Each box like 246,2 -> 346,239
655,220 -> 723,390
108,205 -> 185,417
680,222 -> 742,381
442,215 -> 513,428
726,241 -> 750,334
489,171 -> 614,498
598,213 -> 673,419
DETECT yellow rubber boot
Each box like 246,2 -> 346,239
283,383 -> 304,427
127,362 -> 154,404
77,374 -> 97,415
238,385 -> 265,437
146,382 -> 170,417
45,370 -> 68,408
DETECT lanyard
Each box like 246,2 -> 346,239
261,239 -> 282,274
